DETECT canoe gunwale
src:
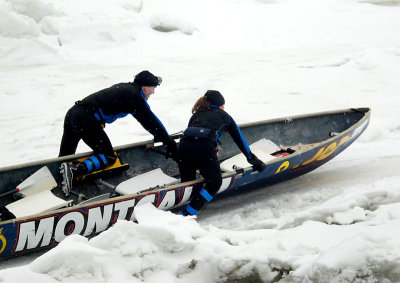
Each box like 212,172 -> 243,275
0,107 -> 369,173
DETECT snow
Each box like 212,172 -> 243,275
1,0 -> 400,281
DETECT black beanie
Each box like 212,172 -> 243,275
204,90 -> 225,107
134,71 -> 162,86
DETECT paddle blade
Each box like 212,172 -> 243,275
17,166 -> 57,197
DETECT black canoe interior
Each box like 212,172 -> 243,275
0,108 -> 369,208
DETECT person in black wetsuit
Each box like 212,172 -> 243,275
178,90 -> 266,216
59,70 -> 177,195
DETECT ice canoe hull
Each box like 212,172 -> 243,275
0,108 -> 371,260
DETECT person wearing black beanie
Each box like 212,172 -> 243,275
58,70 -> 177,195
178,90 -> 266,216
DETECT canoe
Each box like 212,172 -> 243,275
0,108 -> 370,260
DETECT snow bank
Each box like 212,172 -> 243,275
0,0 -> 62,38
0,0 -> 63,66
1,205 -> 277,282
1,201 -> 400,282
150,14 -> 196,35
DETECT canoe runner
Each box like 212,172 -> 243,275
59,70 -> 177,196
178,90 -> 266,216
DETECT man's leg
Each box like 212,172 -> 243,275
60,126 -> 116,195
59,122 -> 81,157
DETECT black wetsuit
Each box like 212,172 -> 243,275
59,83 -> 172,170
178,107 -> 253,215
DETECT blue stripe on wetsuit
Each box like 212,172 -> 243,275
98,154 -> 108,166
84,159 -> 93,172
140,90 -> 169,134
214,115 -> 230,144
233,120 -> 251,156
185,205 -> 199,215
89,156 -> 101,170
97,108 -> 129,124
199,188 -> 213,202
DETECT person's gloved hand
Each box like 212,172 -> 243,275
164,139 -> 178,161
247,153 -> 266,172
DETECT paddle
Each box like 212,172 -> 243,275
147,147 -> 169,157
146,145 -> 177,161
0,190 -> 18,199
152,131 -> 183,144
146,131 -> 183,159
0,166 -> 57,199
170,131 -> 184,140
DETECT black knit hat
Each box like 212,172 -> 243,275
134,71 -> 162,86
204,90 -> 225,107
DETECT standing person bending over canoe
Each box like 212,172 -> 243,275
178,90 -> 266,216
59,70 -> 177,195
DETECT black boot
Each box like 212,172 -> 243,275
180,187 -> 214,216
59,162 -> 87,196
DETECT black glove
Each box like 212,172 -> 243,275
247,153 -> 266,172
0,205 -> 16,221
164,139 -> 178,161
